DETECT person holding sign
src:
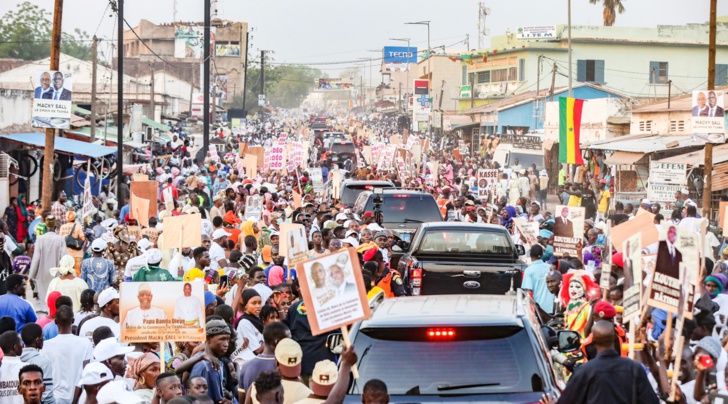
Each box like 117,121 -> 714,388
121,283 -> 168,329
656,225 -> 682,279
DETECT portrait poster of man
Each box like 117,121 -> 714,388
281,223 -> 308,266
692,90 -> 726,143
477,169 -> 498,199
32,70 -> 72,129
296,248 -> 371,335
552,205 -> 585,256
622,233 -> 642,323
120,281 -> 206,342
648,223 -> 698,314
244,195 -> 264,221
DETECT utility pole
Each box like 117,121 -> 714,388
567,0 -> 573,97
90,35 -> 98,143
704,0 -> 717,218
203,0 -> 211,153
150,65 -> 155,122
535,55 -> 542,129
241,31 -> 249,114
116,0 -> 124,201
189,72 -> 195,117
42,0 -> 63,212
549,63 -> 557,101
466,33 -> 470,51
260,50 -> 266,102
470,73 -> 475,109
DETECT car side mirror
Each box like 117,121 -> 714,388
392,245 -> 402,252
515,244 -> 526,256
556,330 -> 582,353
326,333 -> 343,355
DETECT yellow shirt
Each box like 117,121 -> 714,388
598,189 -> 611,213
184,267 -> 205,282
568,195 -> 582,207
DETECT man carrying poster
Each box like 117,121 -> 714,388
121,283 -> 167,328
554,206 -> 575,238
656,225 -> 681,279
553,205 -> 584,257
648,223 -> 687,314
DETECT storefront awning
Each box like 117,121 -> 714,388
0,133 -> 116,158
142,117 -> 170,132
604,151 -> 645,165
543,140 -> 556,150
654,143 -> 728,166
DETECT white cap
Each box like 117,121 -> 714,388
681,188 -> 690,195
91,239 -> 108,252
136,238 -> 153,251
345,229 -> 359,238
343,220 -> 353,228
79,362 -> 114,386
93,338 -> 134,362
97,380 -> 143,404
335,213 -> 347,222
211,228 -> 231,240
97,287 -> 119,308
367,223 -> 383,232
342,237 -> 359,248
641,198 -> 651,204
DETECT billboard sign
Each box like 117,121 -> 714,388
516,26 -> 557,40
414,79 -> 429,95
383,46 -> 418,64
174,25 -> 214,59
32,70 -> 72,129
215,44 -> 240,57
691,90 -> 726,144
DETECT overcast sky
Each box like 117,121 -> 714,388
3,0 -> 728,74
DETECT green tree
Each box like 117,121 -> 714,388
0,1 -> 93,61
232,64 -> 322,112
588,0 -> 626,26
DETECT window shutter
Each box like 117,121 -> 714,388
595,60 -> 605,84
519,58 -> 525,82
649,61 -> 659,84
577,60 -> 586,83
717,64 -> 728,87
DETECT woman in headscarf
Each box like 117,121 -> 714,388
15,195 -> 28,243
127,352 -> 161,403
46,255 -> 89,311
58,210 -> 85,275
234,288 -> 264,362
2,197 -> 19,242
704,274 -> 728,309
36,291 -> 62,329
561,271 -> 599,337
500,206 -> 517,233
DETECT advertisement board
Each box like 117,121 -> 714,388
649,162 -> 687,185
32,70 -> 72,129
383,46 -> 418,64
516,26 -> 557,40
317,78 -> 354,90
691,90 -> 726,144
215,43 -> 240,57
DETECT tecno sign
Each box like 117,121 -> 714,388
383,46 -> 418,64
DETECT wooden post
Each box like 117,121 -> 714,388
663,314 -> 674,362
42,0 -> 64,212
703,0 -> 717,218
178,224 -> 184,279
339,326 -> 359,379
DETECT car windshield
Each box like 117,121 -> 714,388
331,143 -> 356,154
417,230 -> 513,254
510,152 -> 543,171
362,195 -> 441,223
351,326 -> 542,395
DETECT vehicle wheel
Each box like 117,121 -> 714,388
75,164 -> 100,189
40,156 -> 63,182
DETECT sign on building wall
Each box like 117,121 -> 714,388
215,44 -> 240,57
32,70 -> 72,129
383,46 -> 418,64
174,25 -> 215,59
516,26 -> 557,40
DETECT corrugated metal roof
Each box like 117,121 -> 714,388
586,134 -> 702,153
655,143 -> 728,166
604,151 -> 645,165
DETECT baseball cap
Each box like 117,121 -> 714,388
311,359 -> 338,397
91,239 -> 108,252
93,337 -> 134,362
211,228 -> 231,240
335,213 -> 347,222
342,237 -> 359,248
97,287 -> 119,308
593,301 -> 617,319
275,338 -> 303,378
363,211 -> 374,218
97,380 -> 143,404
136,238 -> 153,251
79,362 -> 114,386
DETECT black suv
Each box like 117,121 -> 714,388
342,293 -> 578,402
398,223 -> 526,296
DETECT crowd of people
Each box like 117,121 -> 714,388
0,109 -> 727,404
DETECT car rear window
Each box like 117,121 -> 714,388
331,143 -> 356,154
362,195 -> 441,223
340,184 -> 393,206
417,230 -> 513,255
351,326 -> 542,395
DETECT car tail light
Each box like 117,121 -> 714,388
393,194 -> 410,198
427,328 -> 455,339
409,266 -> 422,296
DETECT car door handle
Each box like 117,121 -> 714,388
463,270 -> 481,278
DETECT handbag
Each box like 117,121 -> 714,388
65,224 -> 84,250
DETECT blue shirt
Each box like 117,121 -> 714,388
118,204 -> 130,224
190,355 -> 224,403
28,217 -> 42,243
81,257 -> 116,292
521,260 -> 555,314
43,322 -> 59,340
0,294 -> 38,332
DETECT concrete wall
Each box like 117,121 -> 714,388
631,110 -> 694,135
0,90 -> 32,130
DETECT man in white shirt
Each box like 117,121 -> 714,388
0,331 -> 28,404
43,306 -> 94,404
209,229 -> 230,271
173,283 -> 205,329
124,239 -> 154,281
121,283 -> 167,329
79,288 -> 121,341
168,248 -> 194,279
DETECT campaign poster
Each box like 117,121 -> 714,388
622,233 -> 642,323
513,217 -> 539,247
160,214 -> 202,250
691,90 -> 726,144
281,223 -> 309,266
310,168 -> 325,194
647,222 -> 697,314
269,143 -> 285,171
477,169 -> 499,199
82,176 -> 94,219
120,281 -> 206,342
244,195 -> 264,221
32,70 -> 72,129
599,221 -> 613,290
174,25 -> 214,59
296,248 -> 372,335
552,205 -> 585,256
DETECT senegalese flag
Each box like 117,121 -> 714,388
559,97 -> 585,165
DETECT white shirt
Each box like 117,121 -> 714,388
121,306 -> 167,328
43,334 -> 93,404
168,253 -> 194,275
173,295 -> 205,327
124,254 -> 148,280
3,234 -> 17,257
78,316 -> 120,342
208,242 -> 226,271
0,356 -> 26,404
235,319 -> 263,362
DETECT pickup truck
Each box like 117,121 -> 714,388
397,222 -> 526,296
